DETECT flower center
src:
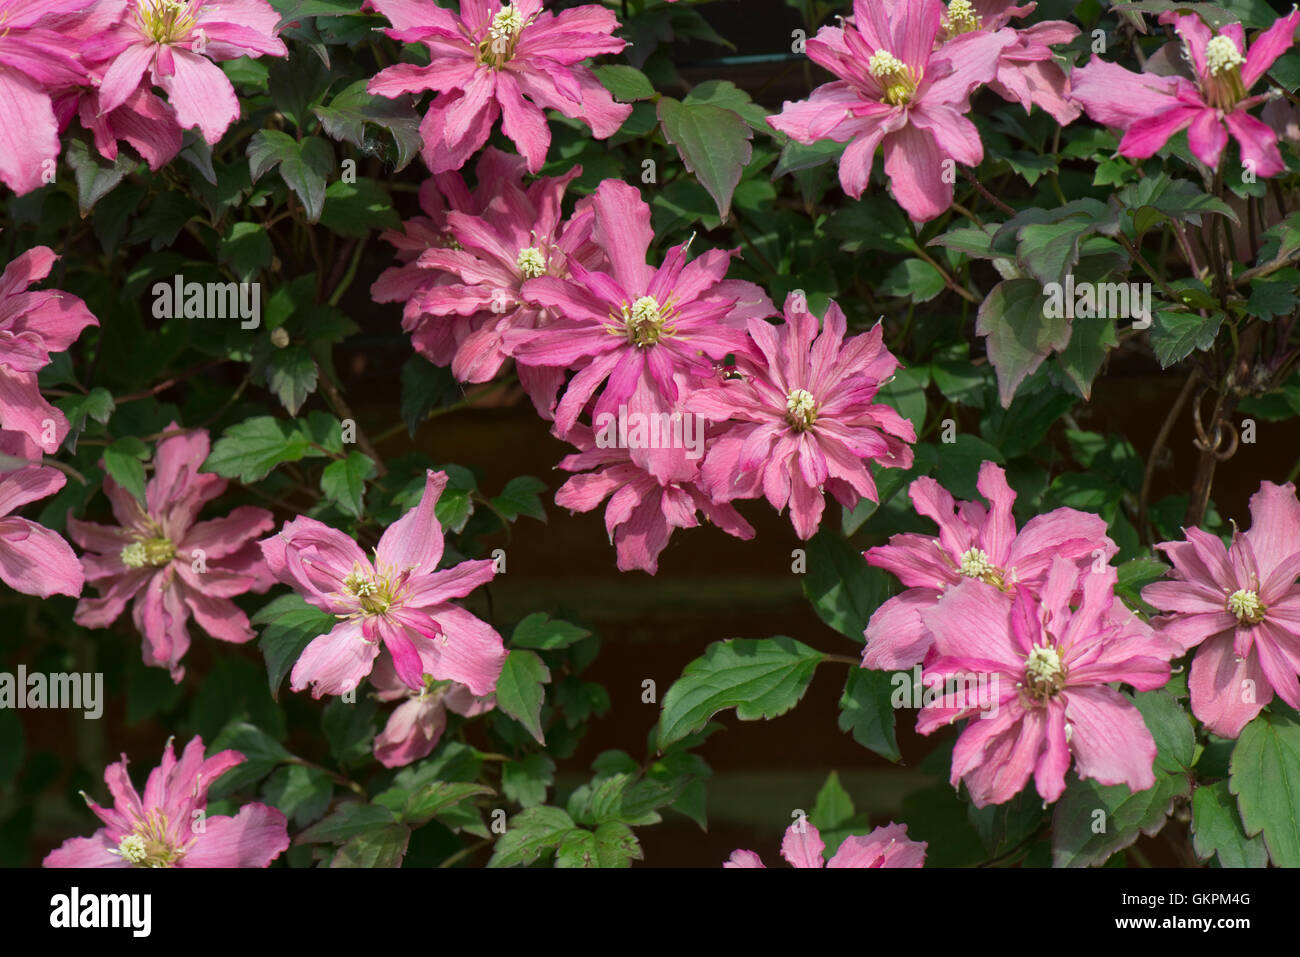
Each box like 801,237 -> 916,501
1201,33 -> 1247,109
112,811 -> 187,868
957,547 -> 1005,588
942,0 -> 982,36
135,0 -> 198,44
479,3 -> 525,66
121,537 -> 176,568
786,388 -> 818,430
1227,588 -> 1265,624
1023,644 -> 1066,702
1205,35 -> 1245,75
868,49 -> 920,106
516,246 -> 547,279
343,564 -> 394,616
617,295 -> 676,347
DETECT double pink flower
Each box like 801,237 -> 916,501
70,426 -> 274,681
261,469 -> 506,698
726,820 -> 926,868
1143,481 -> 1300,738
1071,9 -> 1300,177
365,0 -> 630,173
43,735 -> 289,868
769,0 -> 1013,220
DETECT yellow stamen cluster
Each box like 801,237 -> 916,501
136,0 -> 198,44
1023,644 -> 1066,702
1227,588 -> 1265,624
517,246 -> 547,279
121,537 -> 176,569
1205,35 -> 1245,75
343,565 -> 394,616
785,388 -> 818,431
942,0 -> 982,36
479,3 -> 526,67
868,49 -> 921,106
112,811 -> 187,868
957,547 -> 1005,588
616,295 -> 676,347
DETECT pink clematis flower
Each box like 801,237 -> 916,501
918,558 -> 1176,807
1070,9 -> 1300,177
688,294 -> 916,540
1142,481 -> 1300,738
396,155 -> 602,417
0,429 -> 83,598
725,820 -> 926,868
260,469 -> 507,698
768,0 -> 1013,221
371,655 -> 494,768
43,735 -> 289,868
939,1 -> 1081,124
0,0 -> 89,194
373,148 -> 529,310
862,460 -> 1115,670
84,0 -> 288,146
69,425 -> 274,682
506,179 -> 774,465
0,247 -> 99,453
365,0 -> 632,173
555,423 -> 754,574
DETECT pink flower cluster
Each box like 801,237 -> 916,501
376,172 -> 918,572
0,0 -> 290,195
862,462 -> 1181,807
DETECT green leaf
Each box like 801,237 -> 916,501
487,805 -> 575,868
320,451 -> 375,518
801,530 -> 890,640
592,64 -> 655,102
810,771 -> 855,831
253,592 -> 336,697
297,803 -> 397,844
207,721 -> 291,796
656,636 -> 826,749
103,437 -> 149,506
1191,781 -> 1268,868
263,345 -> 318,415
219,222 -> 273,281
933,433 -> 1006,500
510,612 -> 591,650
65,139 -> 136,215
1229,708 -> 1300,867
319,179 -> 401,237
502,755 -> 556,808
1056,314 -> 1117,400
837,668 -> 901,762
399,354 -> 460,436
1150,309 -> 1224,367
657,96 -> 753,220
491,476 -> 547,523
331,824 -> 410,868
1246,281 -> 1299,320
321,695 -> 379,769
593,821 -> 643,867
495,650 -> 551,744
879,259 -> 945,303
400,781 -> 495,824
204,416 -> 312,482
977,278 -> 1072,407
262,764 -> 333,828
